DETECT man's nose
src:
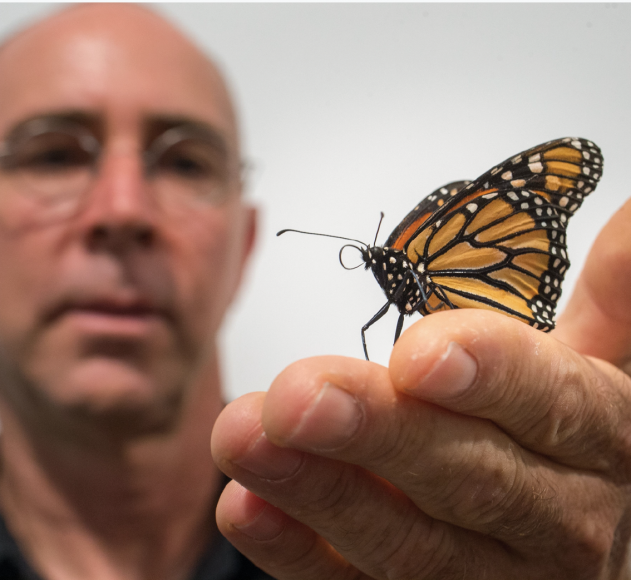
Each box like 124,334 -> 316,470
76,150 -> 158,252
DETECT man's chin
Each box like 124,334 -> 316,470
32,358 -> 186,438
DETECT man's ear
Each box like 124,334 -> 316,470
243,204 -> 257,267
235,203 -> 257,290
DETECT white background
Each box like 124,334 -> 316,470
1,3 -> 629,401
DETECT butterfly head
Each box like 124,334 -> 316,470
360,244 -> 410,293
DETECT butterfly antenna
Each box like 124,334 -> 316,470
338,244 -> 366,270
373,212 -> 385,246
277,229 -> 367,247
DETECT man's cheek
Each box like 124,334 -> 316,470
176,230 -> 236,329
0,271 -> 44,354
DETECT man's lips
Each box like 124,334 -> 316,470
45,299 -> 172,337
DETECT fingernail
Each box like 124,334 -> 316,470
233,502 -> 284,541
288,382 -> 363,451
408,342 -> 478,399
235,433 -> 303,481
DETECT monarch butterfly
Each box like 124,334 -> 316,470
278,137 -> 603,360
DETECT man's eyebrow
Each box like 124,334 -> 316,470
4,111 -> 101,141
144,115 -> 229,154
2,112 -> 230,153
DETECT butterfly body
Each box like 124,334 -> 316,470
362,246 -> 419,312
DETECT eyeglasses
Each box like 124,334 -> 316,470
0,118 -> 243,221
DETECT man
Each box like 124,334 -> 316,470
0,4 -> 263,579
0,4 -> 631,580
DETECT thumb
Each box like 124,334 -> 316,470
554,196 -> 631,373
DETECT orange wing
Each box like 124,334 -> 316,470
393,137 -> 603,330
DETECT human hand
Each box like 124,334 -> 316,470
211,198 -> 631,580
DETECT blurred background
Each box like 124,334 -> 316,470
1,3 -> 629,400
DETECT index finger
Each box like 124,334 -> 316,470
389,308 -> 631,475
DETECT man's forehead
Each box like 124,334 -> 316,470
0,5 -> 239,150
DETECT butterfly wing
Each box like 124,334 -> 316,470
396,137 -> 603,330
385,181 -> 470,250
457,137 -> 602,224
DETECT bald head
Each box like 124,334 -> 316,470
0,3 -> 240,156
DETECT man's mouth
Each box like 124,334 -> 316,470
47,298 -> 171,338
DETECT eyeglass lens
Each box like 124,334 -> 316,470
0,119 -> 238,214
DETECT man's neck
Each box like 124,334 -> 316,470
0,361 -> 226,580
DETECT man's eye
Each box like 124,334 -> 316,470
6,134 -> 94,173
155,140 -> 226,182
28,147 -> 88,170
161,153 -> 211,178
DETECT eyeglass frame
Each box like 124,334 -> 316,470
0,113 -> 249,214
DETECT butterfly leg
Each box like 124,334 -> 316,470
410,270 -> 438,312
411,271 -> 455,313
393,270 -> 422,345
410,270 -> 428,299
434,285 -> 456,310
362,301 -> 393,361
393,313 -> 405,345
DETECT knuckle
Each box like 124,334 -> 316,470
554,517 -> 616,578
534,356 -> 631,480
303,466 -> 357,518
357,399 -> 442,484
271,532 -> 366,580
513,352 -> 631,472
422,437 -> 525,531
458,463 -> 519,528
512,353 -> 621,464
515,353 -> 587,446
600,367 -> 631,481
552,481 -> 628,578
370,519 -> 499,580
370,517 -> 455,580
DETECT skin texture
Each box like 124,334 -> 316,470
212,200 -> 631,578
0,5 -> 255,580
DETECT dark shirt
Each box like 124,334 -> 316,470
0,508 -> 274,580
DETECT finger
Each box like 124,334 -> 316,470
212,390 -> 515,579
389,308 -> 631,475
554,196 -> 631,372
258,352 -> 623,559
216,479 -> 367,580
